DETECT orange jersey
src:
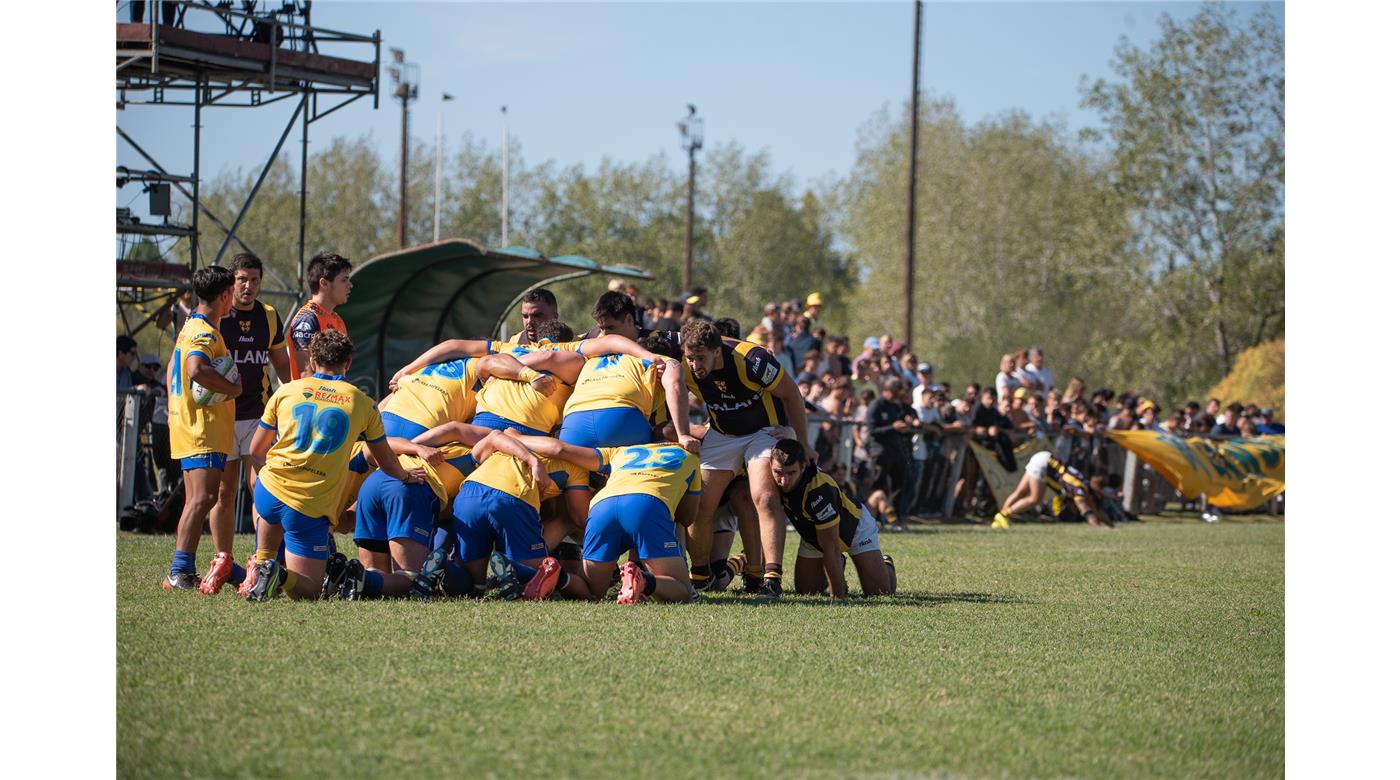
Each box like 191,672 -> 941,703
286,301 -> 346,380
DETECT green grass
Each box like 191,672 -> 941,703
117,517 -> 1283,779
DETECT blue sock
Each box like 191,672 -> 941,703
228,561 -> 247,586
277,540 -> 286,565
442,562 -> 475,597
363,570 -> 384,598
170,550 -> 196,576
511,561 -> 537,582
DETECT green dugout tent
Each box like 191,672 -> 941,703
338,239 -> 652,396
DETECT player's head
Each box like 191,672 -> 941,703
230,253 -> 263,308
521,288 -> 558,342
533,319 -> 574,344
117,335 -> 139,370
680,319 -> 723,378
714,317 -> 741,340
639,331 -> 679,360
591,290 -> 639,339
308,330 -> 354,375
192,265 -> 236,315
769,437 -> 808,493
305,251 -> 353,305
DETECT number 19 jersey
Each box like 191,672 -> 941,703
257,372 -> 386,522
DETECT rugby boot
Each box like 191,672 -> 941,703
338,560 -> 366,601
162,572 -> 198,591
523,557 -> 562,601
198,552 -> 234,595
755,577 -> 783,601
246,560 -> 285,602
410,546 -> 450,600
487,551 -> 523,601
320,552 -> 349,599
616,560 -> 649,605
236,554 -> 260,597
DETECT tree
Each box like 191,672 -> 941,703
1082,2 -> 1284,381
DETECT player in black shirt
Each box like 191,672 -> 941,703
680,319 -> 812,598
769,438 -> 896,598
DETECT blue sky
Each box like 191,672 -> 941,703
116,1 -> 1283,222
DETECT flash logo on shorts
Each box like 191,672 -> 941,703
856,536 -> 873,546
413,527 -> 430,538
531,543 -> 545,550
314,545 -> 328,552
664,541 -> 677,548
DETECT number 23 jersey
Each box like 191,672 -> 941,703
257,373 -> 386,521
592,443 -> 701,517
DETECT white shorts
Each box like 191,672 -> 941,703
797,505 -> 881,559
229,419 -> 263,460
1025,451 -> 1052,481
712,503 -> 738,535
700,428 -> 781,475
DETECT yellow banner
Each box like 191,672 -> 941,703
1107,431 -> 1285,511
967,437 -> 1051,507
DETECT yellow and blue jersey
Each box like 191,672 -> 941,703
383,358 -> 482,428
168,312 -> 234,459
258,373 -> 386,521
475,374 -> 572,434
564,353 -> 662,417
592,443 -> 700,517
399,442 -> 478,516
466,451 -> 589,513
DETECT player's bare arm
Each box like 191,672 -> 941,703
390,338 -> 496,389
816,523 -> 847,599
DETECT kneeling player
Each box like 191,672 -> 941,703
504,436 -> 702,603
769,439 -> 896,598
439,430 -> 592,600
245,331 -> 427,601
993,451 -> 1112,529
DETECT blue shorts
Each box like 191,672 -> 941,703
471,411 -> 548,437
180,452 -> 228,471
253,479 -> 331,560
381,412 -> 431,440
583,493 -> 682,562
559,407 -> 652,448
354,469 -> 440,546
452,482 -> 546,563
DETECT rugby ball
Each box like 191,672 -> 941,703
192,355 -> 240,406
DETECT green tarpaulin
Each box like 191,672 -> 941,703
338,239 -> 651,396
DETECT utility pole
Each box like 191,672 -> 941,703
904,0 -> 923,349
435,92 -> 453,242
677,104 -> 704,293
501,105 -> 509,246
389,48 -> 419,249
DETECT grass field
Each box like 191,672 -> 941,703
117,516 -> 1283,779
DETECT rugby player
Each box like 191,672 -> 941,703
769,439 -> 896,598
679,319 -> 813,598
245,331 -> 427,601
203,253 -> 292,595
287,251 -> 352,380
342,421 -> 494,599
992,451 -> 1113,529
424,430 -> 591,600
163,266 -> 245,591
508,288 -> 558,346
379,354 -> 484,439
501,435 -> 702,603
582,290 -> 681,353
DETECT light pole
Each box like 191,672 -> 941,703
389,48 -> 419,249
434,92 -> 454,242
501,105 -> 509,247
677,104 -> 704,293
904,1 -> 923,349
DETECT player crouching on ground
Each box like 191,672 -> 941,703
769,438 -> 897,598
495,435 -> 702,603
245,331 -> 428,601
993,451 -> 1113,529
